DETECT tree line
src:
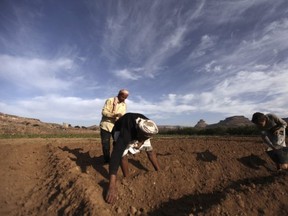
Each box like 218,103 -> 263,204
158,125 -> 287,136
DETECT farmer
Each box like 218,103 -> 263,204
105,113 -> 160,204
251,112 -> 288,170
99,89 -> 129,163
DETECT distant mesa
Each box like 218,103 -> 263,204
1,112 -> 288,135
194,116 -> 255,129
0,112 -> 99,135
194,119 -> 207,128
206,116 -> 254,128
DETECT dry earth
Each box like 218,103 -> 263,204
1,136 -> 288,216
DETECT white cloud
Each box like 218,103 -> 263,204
0,55 -> 77,92
193,65 -> 288,117
0,95 -> 104,126
126,64 -> 288,120
1,60 -> 288,126
114,68 -> 142,80
204,61 -> 224,73
189,35 -> 217,59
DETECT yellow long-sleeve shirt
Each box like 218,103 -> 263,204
99,97 -> 127,132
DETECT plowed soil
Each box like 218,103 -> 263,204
0,136 -> 287,216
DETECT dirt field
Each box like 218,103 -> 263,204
0,136 -> 287,216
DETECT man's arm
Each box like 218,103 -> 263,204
109,137 -> 127,175
269,114 -> 287,136
261,131 -> 277,150
105,174 -> 117,204
105,136 -> 127,204
271,114 -> 287,128
102,98 -> 118,118
146,151 -> 160,171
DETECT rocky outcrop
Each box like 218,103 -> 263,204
0,112 -> 98,135
194,119 -> 208,128
207,116 -> 254,128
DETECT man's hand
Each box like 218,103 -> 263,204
105,185 -> 117,204
105,174 -> 117,204
114,113 -> 123,118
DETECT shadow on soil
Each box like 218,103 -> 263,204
195,150 -> 218,162
148,172 -> 285,216
128,158 -> 149,172
59,146 -> 109,179
237,154 -> 275,171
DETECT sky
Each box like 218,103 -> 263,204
1,0 -> 288,127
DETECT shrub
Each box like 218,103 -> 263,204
159,125 -> 260,136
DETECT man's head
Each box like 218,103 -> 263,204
117,89 -> 129,102
251,112 -> 266,127
136,117 -> 158,142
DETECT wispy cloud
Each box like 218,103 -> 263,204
100,0 -> 206,79
1,0 -> 288,126
114,68 -> 142,80
203,0 -> 274,25
189,35 -> 217,59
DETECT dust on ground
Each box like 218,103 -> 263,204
0,136 -> 287,216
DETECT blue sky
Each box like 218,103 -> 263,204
1,0 -> 288,127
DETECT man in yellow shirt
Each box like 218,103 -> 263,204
99,89 -> 129,163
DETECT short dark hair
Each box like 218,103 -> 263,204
251,112 -> 265,124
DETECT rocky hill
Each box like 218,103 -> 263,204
1,112 -> 287,135
194,119 -> 208,128
204,115 -> 288,129
0,112 -> 98,135
207,116 -> 254,128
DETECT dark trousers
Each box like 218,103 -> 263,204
266,147 -> 288,164
100,128 -> 112,162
